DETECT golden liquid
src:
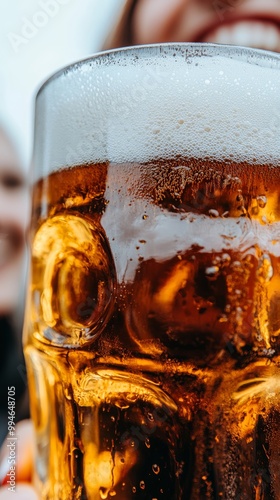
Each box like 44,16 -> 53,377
24,159 -> 280,499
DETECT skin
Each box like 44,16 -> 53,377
2,0 -> 280,495
132,0 -> 280,49
0,129 -> 29,316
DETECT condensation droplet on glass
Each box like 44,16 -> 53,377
208,209 -> 219,217
232,260 -> 241,268
222,253 -> 231,264
257,195 -> 267,208
147,412 -> 154,422
132,486 -> 137,493
152,464 -> 160,474
99,487 -> 109,499
140,481 -> 145,490
213,256 -> 221,265
218,315 -> 228,323
205,266 -> 219,279
64,388 -> 72,400
145,438 -> 151,448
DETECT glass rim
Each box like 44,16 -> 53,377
36,42 -> 280,100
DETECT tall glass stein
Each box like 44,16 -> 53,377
24,44 -> 280,499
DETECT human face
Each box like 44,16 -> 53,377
132,0 -> 280,52
0,130 -> 29,315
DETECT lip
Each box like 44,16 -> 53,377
194,15 -> 280,52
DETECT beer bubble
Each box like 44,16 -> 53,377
32,214 -> 116,347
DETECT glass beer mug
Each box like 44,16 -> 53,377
24,44 -> 280,499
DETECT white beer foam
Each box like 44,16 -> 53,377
34,45 -> 280,176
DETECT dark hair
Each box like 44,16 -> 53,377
102,0 -> 138,50
0,317 -> 28,444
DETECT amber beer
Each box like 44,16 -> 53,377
24,45 -> 280,499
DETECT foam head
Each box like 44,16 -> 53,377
34,44 -> 280,178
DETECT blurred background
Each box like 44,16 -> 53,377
0,0 -> 124,445
0,0 -> 124,167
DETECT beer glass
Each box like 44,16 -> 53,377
24,44 -> 280,499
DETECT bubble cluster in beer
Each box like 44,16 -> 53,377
35,44 -> 280,173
